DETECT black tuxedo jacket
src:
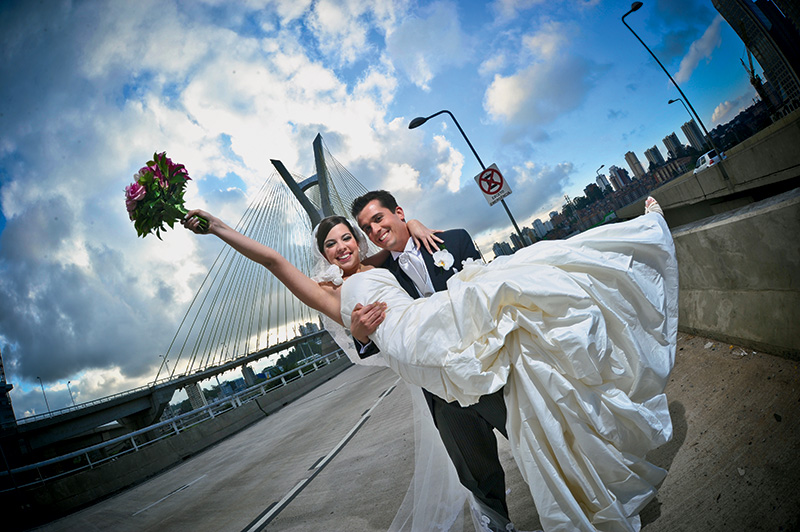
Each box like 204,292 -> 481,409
356,228 -> 480,360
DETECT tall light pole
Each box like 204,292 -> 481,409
622,2 -> 724,162
67,380 -> 76,406
595,164 -> 604,177
36,376 -> 51,414
668,98 -> 692,121
409,110 -> 524,239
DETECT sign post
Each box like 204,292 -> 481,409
475,164 -> 512,206
474,164 -> 522,239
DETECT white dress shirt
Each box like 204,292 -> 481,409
391,238 -> 434,297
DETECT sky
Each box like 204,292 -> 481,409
0,0 -> 758,418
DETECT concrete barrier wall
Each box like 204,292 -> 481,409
12,356 -> 353,527
672,188 -> 800,359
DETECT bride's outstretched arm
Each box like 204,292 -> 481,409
183,209 -> 344,325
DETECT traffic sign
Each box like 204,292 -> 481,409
474,164 -> 512,206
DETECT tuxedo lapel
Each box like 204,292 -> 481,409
422,248 -> 449,292
423,232 -> 463,292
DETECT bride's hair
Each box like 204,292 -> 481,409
315,216 -> 362,257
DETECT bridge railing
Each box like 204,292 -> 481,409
0,349 -> 348,492
15,382 -> 159,424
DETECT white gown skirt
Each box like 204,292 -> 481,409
341,213 -> 678,532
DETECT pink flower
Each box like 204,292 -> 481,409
125,182 -> 146,202
126,197 -> 138,213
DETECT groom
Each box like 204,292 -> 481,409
350,190 -> 513,532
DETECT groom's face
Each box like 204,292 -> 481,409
356,199 -> 410,253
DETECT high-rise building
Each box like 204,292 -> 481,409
510,232 -> 525,251
532,219 -> 547,239
663,132 -> 685,159
596,173 -> 612,191
712,0 -> 800,111
609,165 -> 631,188
645,145 -> 666,168
492,241 -> 513,257
681,120 -> 708,152
242,365 -> 257,387
624,151 -> 646,178
607,173 -> 622,192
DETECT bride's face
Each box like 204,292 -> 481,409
322,223 -> 361,274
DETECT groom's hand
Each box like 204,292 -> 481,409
350,302 -> 387,344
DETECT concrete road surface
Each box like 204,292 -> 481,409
34,333 -> 799,531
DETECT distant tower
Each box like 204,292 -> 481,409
662,132 -> 685,159
532,219 -> 547,238
608,165 -> 631,188
492,241 -> 513,257
624,151 -> 646,178
596,173 -> 612,191
0,347 -> 16,429
645,146 -> 666,168
712,0 -> 800,110
681,120 -> 708,152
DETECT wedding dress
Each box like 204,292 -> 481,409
340,212 -> 678,532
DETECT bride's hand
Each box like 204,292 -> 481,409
407,219 -> 443,255
183,208 -> 218,234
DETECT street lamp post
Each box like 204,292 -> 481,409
67,380 -> 76,406
595,164 -> 604,177
36,376 -> 51,414
668,98 -> 692,121
409,110 -> 524,239
622,2 -> 725,164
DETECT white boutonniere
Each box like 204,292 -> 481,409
432,247 -> 455,270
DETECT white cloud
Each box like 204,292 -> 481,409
711,87 -> 755,124
522,21 -> 569,60
479,53 -> 507,77
385,1 -> 470,90
308,0 -> 372,65
484,55 -> 595,126
491,0 -> 547,22
432,135 -> 465,192
674,15 -> 723,84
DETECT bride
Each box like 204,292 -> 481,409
183,198 -> 677,532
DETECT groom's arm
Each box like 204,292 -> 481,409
350,302 -> 385,358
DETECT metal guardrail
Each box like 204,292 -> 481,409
0,350 -> 347,492
15,382 -> 159,424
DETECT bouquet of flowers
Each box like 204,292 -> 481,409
125,151 -> 207,238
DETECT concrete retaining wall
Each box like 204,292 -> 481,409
672,188 -> 800,359
10,356 -> 353,527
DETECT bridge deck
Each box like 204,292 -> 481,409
33,333 -> 800,532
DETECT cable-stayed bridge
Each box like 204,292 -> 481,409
7,134 -> 372,456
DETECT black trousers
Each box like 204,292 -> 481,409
424,388 -> 509,521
